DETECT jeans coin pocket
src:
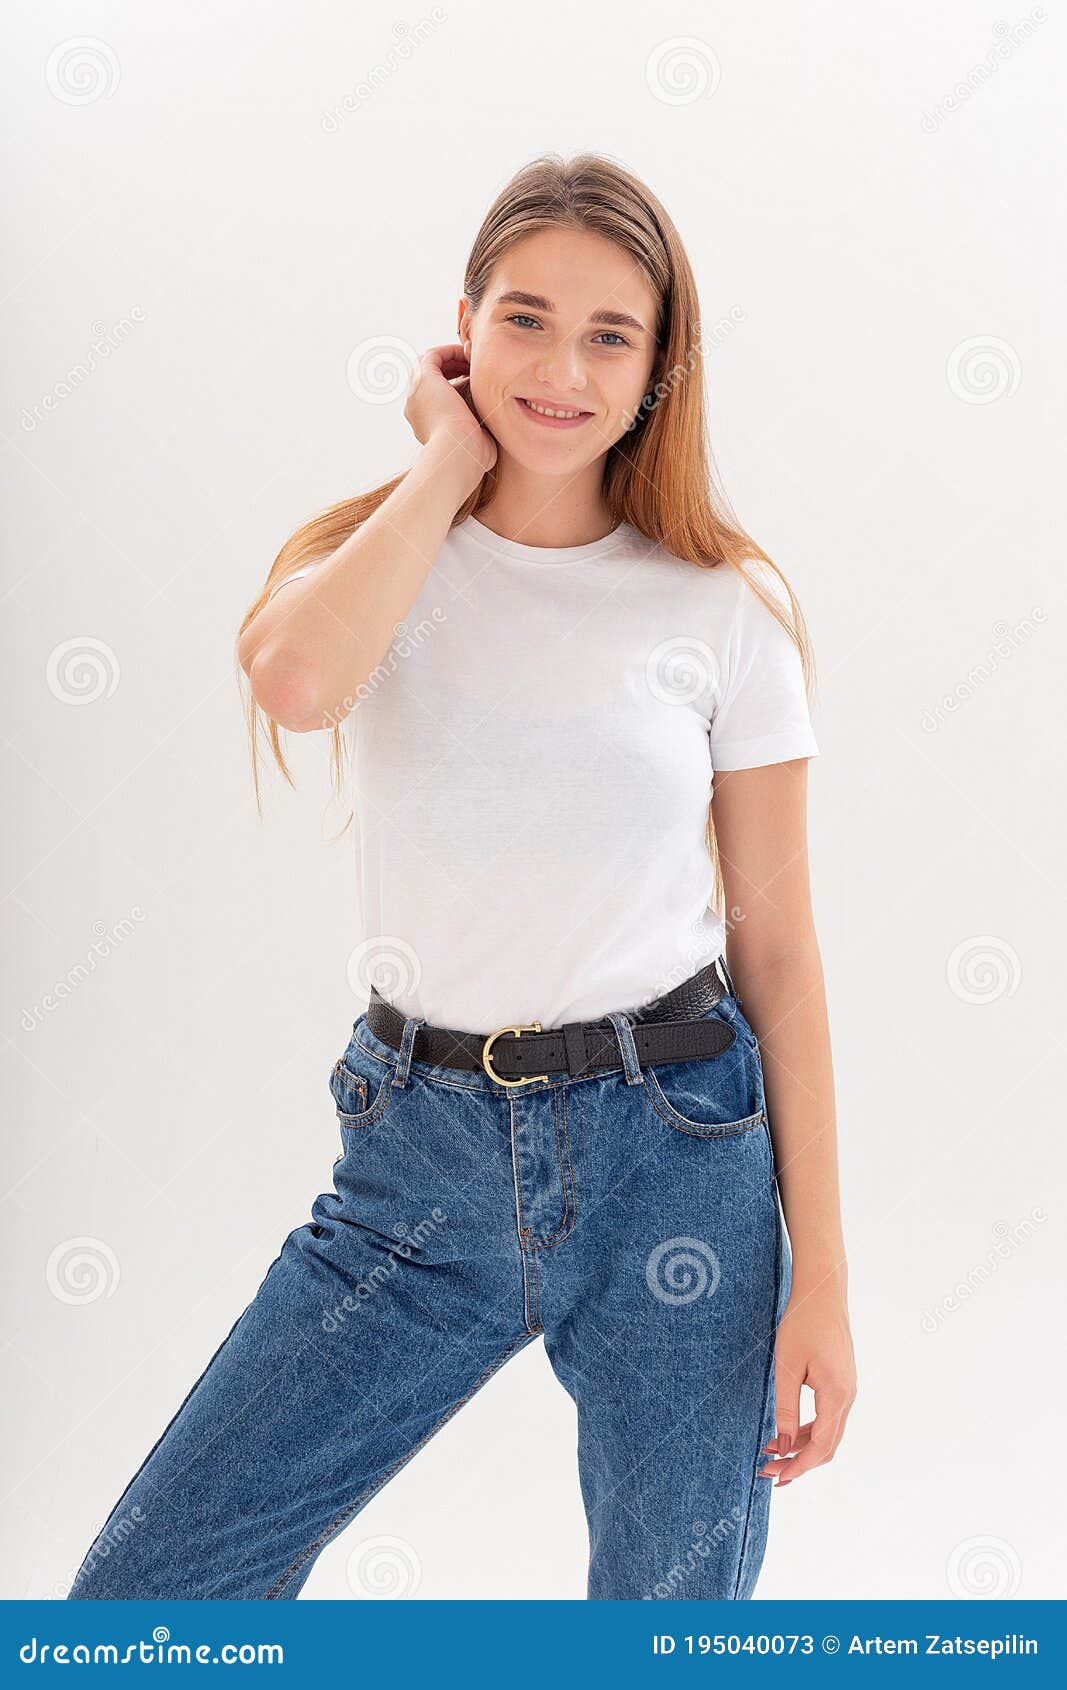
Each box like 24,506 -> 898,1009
329,1051 -> 394,1131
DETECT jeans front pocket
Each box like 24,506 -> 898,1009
640,1005 -> 765,1137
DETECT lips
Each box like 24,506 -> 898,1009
515,396 -> 594,430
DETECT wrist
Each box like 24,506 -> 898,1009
417,431 -> 485,504
788,1255 -> 849,1302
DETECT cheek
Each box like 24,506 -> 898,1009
470,334 -> 522,389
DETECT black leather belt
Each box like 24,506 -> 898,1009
365,957 -> 738,1086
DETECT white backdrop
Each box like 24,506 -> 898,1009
2,0 -> 1063,1601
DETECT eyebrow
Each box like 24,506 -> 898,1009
493,289 -> 650,336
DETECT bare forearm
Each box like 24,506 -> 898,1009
733,944 -> 847,1297
243,436 -> 479,731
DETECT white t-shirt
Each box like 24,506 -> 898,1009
267,513 -> 818,1031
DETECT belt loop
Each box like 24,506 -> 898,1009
393,1014 -> 426,1087
716,951 -> 741,1005
606,1011 -> 643,1084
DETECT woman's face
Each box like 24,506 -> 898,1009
459,226 -> 661,474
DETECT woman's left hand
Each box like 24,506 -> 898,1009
759,1281 -> 857,1486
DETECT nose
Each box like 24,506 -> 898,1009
534,335 -> 588,396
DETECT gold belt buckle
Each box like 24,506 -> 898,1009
481,1022 -> 549,1087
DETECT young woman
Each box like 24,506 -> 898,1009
68,153 -> 855,1602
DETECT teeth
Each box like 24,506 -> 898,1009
521,398 -> 586,419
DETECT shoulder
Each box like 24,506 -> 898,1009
625,528 -> 742,602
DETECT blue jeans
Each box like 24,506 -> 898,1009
68,983 -> 790,1601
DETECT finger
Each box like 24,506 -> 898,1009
423,343 -> 470,374
763,1421 -> 813,1455
777,1400 -> 850,1484
759,1420 -> 815,1478
773,1354 -> 804,1458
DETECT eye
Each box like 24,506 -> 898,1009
505,313 -> 540,329
594,331 -> 630,347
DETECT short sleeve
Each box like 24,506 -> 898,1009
266,560 -> 324,603
708,561 -> 819,770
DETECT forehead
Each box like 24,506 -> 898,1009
487,226 -> 658,332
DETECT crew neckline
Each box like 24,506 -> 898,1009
458,513 -> 631,565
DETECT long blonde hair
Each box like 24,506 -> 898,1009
236,150 -> 816,914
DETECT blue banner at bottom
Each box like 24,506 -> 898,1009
4,1600 -> 1063,1684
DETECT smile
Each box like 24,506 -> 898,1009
515,396 -> 594,429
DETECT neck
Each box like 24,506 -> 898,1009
475,455 -> 616,548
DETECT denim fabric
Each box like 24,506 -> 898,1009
68,985 -> 791,1601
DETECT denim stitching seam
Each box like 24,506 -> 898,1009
730,1204 -> 783,1597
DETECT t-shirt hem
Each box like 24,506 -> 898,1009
710,729 -> 820,770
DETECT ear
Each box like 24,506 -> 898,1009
456,296 -> 473,355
